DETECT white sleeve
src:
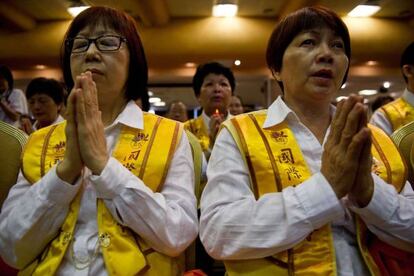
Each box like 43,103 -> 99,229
9,89 -> 28,115
349,174 -> 414,252
0,166 -> 81,268
199,128 -> 345,260
370,109 -> 393,135
90,133 -> 198,257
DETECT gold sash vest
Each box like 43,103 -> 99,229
223,110 -> 406,276
184,116 -> 210,153
20,113 -> 184,276
380,98 -> 414,132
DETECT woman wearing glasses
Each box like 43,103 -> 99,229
0,6 -> 198,275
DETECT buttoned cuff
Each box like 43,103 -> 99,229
38,166 -> 81,205
296,173 -> 344,229
349,174 -> 397,225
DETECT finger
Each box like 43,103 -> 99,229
346,127 -> 370,160
358,128 -> 372,170
340,102 -> 366,148
329,96 -> 358,145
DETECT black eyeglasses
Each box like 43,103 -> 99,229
66,35 -> 127,53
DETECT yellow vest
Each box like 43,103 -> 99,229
223,110 -> 406,276
184,116 -> 210,153
380,98 -> 414,132
20,113 -> 185,276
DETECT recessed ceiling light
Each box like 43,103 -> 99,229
348,5 -> 381,17
212,1 -> 238,17
149,97 -> 161,103
366,60 -> 378,66
154,101 -> 166,107
234,60 -> 241,66
148,91 -> 154,97
341,83 -> 347,89
35,64 -> 46,70
185,62 -> 196,68
336,96 -> 348,102
358,89 -> 377,96
383,81 -> 391,89
67,6 -> 90,17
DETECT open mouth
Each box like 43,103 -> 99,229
311,69 -> 333,79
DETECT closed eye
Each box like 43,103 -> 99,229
300,39 -> 315,46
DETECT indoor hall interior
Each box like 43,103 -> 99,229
0,0 -> 413,117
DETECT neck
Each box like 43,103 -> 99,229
284,96 -> 331,144
99,98 -> 127,127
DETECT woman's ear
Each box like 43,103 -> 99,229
402,64 -> 413,79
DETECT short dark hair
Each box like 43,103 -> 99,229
266,6 -> 351,91
192,62 -> 235,97
0,64 -> 14,90
26,77 -> 65,105
400,41 -> 414,83
61,6 -> 150,110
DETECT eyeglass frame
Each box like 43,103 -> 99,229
65,35 -> 128,53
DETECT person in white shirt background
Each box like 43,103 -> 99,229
200,6 -> 414,276
20,77 -> 66,134
0,64 -> 28,127
0,6 -> 197,275
370,41 -> 414,135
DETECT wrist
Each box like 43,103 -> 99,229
56,160 -> 82,184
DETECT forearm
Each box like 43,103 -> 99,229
349,174 -> 414,250
0,100 -> 19,121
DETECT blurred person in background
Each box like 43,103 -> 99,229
229,95 -> 244,115
166,100 -> 188,122
370,41 -> 414,135
185,62 -> 235,159
20,77 -> 65,134
0,65 -> 28,127
370,95 -> 394,113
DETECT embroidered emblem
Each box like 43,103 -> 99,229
278,148 -> 295,164
285,166 -> 301,181
131,133 -> 149,148
54,141 -> 66,154
124,163 -> 137,171
127,150 -> 141,161
271,131 -> 288,144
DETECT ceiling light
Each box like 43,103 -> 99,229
185,62 -> 196,68
234,60 -> 241,66
348,5 -> 381,17
148,91 -> 154,97
341,83 -> 347,89
35,64 -> 46,70
154,101 -> 166,107
149,97 -> 161,103
212,0 -> 238,17
366,60 -> 378,66
358,89 -> 377,96
383,81 -> 391,89
67,6 -> 90,17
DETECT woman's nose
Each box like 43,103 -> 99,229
316,43 -> 334,64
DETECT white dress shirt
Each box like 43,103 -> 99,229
0,88 -> 28,126
370,88 -> 414,135
200,96 -> 414,275
0,101 -> 198,275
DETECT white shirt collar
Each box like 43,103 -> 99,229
106,100 -> 143,130
402,88 -> 414,107
263,96 -> 336,128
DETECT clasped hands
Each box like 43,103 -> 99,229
57,72 -> 108,184
321,95 -> 374,207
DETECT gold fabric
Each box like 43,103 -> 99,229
380,98 -> 414,133
184,116 -> 210,153
20,113 -> 184,276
